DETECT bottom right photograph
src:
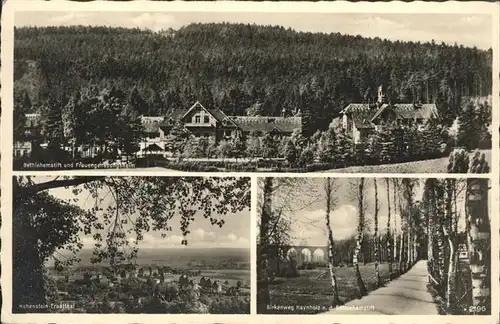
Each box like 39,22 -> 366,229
256,177 -> 491,315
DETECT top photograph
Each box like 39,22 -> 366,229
9,6 -> 494,173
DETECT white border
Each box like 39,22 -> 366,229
1,1 -> 499,324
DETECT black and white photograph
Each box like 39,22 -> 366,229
257,176 -> 492,315
11,10 -> 493,172
12,176 -> 251,314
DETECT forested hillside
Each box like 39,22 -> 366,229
14,23 -> 492,132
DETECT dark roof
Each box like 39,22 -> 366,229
230,116 -> 302,133
175,102 -> 240,128
144,143 -> 164,152
352,111 -> 376,129
341,103 -> 377,114
393,103 -> 439,119
143,102 -> 302,134
343,102 -> 439,128
369,103 -> 390,122
165,109 -> 186,121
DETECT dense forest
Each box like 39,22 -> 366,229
15,23 -> 492,134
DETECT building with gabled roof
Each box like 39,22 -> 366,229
340,86 -> 439,144
138,101 -> 302,155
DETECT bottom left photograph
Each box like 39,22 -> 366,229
11,176 -> 251,314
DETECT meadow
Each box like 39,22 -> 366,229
266,262 -> 401,314
330,150 -> 491,173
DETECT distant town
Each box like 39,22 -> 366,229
46,258 -> 250,314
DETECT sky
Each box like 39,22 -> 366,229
263,178 -> 491,247
34,176 -> 251,251
15,11 -> 492,50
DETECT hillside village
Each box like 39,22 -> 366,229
13,24 -> 493,171
46,263 -> 250,313
13,85 -> 491,172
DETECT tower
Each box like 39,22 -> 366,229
377,85 -> 386,105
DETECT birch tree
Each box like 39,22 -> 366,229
323,178 -> 341,306
373,178 -> 381,287
385,178 -> 393,279
257,177 -> 273,313
353,178 -> 367,297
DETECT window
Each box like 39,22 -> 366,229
203,133 -> 210,138
204,116 -> 210,123
225,130 -> 232,137
194,115 -> 201,123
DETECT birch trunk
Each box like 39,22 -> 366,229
257,177 -> 272,313
393,179 -> 398,265
385,178 -> 393,279
325,178 -> 341,306
354,178 -> 367,297
427,194 -> 434,273
445,231 -> 455,310
466,178 -> 490,309
374,179 -> 381,286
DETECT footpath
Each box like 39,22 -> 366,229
324,260 -> 439,315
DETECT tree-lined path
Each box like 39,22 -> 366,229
325,260 -> 438,315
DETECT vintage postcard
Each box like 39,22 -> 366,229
1,1 -> 499,324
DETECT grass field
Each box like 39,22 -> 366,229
264,262 -> 401,314
328,150 -> 491,173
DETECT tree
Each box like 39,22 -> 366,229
317,128 -> 337,163
373,178 -> 381,287
284,138 -> 299,167
62,91 -> 88,159
128,86 -> 148,116
15,24 -> 492,132
298,144 -> 314,167
14,89 -> 31,141
466,155 -> 490,311
401,178 -> 418,270
165,121 -> 191,160
246,101 -> 264,116
117,100 -> 143,158
148,89 -> 164,116
246,134 -> 262,159
268,209 -> 292,276
352,178 -> 367,297
385,178 -> 393,279
257,177 -> 273,313
336,129 -> 354,167
217,140 -> 233,159
261,133 -> 279,159
323,178 -> 341,306
40,97 -> 65,148
183,138 -> 206,158
13,176 -> 251,312
230,134 -> 246,160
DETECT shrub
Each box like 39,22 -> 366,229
298,145 -> 315,167
209,297 -> 250,314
